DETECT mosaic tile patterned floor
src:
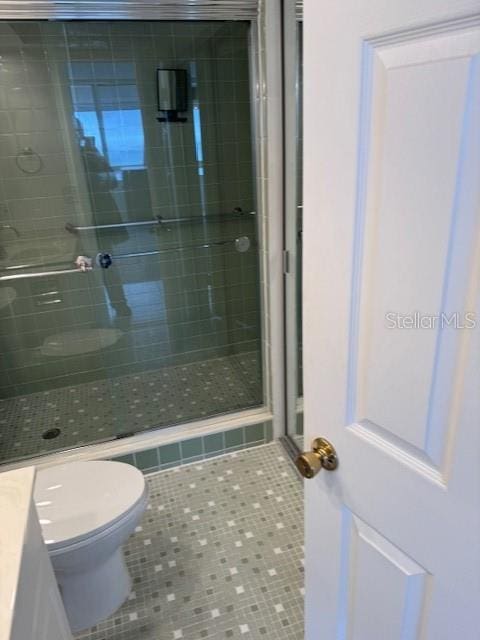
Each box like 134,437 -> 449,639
0,352 -> 262,464
76,442 -> 304,640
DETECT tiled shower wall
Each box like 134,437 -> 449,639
0,21 -> 261,398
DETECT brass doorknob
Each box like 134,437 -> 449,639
295,438 -> 338,479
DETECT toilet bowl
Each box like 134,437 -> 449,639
34,460 -> 148,633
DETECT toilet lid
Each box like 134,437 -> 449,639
34,461 -> 146,550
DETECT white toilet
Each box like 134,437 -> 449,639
34,460 -> 148,633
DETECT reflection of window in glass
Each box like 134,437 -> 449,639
69,62 -> 145,169
101,109 -> 144,167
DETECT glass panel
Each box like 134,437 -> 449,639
297,22 -> 303,400
284,5 -> 304,449
0,20 -> 262,464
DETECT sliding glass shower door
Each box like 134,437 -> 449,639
0,20 -> 263,463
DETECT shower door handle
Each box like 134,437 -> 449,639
96,252 -> 113,269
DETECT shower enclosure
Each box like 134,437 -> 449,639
0,18 -> 264,464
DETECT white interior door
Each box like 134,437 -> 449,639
302,1 -> 480,638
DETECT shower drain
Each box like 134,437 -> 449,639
42,428 -> 61,440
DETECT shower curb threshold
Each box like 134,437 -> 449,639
0,408 -> 274,473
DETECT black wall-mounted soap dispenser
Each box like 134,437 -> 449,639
156,69 -> 188,123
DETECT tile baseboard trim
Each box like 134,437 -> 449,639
112,421 -> 274,473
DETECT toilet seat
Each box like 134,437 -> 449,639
45,489 -> 148,558
34,460 -> 146,552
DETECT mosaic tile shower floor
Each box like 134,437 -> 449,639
0,352 -> 261,464
77,443 -> 304,640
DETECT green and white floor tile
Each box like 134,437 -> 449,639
76,442 -> 304,640
0,352 -> 262,464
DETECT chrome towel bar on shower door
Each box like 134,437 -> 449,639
0,266 -> 91,282
106,235 -> 251,264
65,219 -> 162,233
156,211 -> 256,225
65,211 -> 256,234
96,235 -> 251,268
0,236 -> 252,281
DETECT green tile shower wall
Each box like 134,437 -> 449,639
0,21 -> 261,399
112,421 -> 273,473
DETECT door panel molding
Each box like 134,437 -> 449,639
338,510 -> 430,640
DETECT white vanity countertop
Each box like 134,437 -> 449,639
0,466 -> 36,640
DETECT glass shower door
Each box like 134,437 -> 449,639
0,19 -> 263,464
